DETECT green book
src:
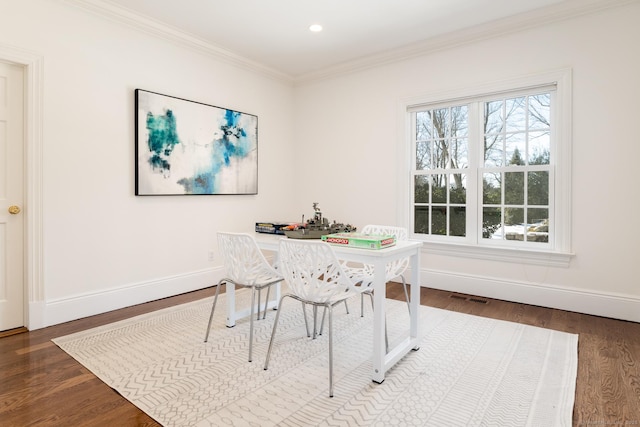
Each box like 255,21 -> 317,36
321,232 -> 396,250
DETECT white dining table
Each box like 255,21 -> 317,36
242,233 -> 423,384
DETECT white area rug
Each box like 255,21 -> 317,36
53,290 -> 578,426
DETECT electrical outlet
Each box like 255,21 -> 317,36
208,250 -> 215,261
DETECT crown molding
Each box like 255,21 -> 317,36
294,0 -> 638,84
58,0 -> 294,84
59,0 -> 636,86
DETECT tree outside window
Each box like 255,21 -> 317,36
412,90 -> 552,246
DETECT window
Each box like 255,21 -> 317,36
403,70 -> 572,264
413,104 -> 470,239
481,93 -> 551,244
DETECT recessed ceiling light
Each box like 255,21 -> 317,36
309,24 -> 323,32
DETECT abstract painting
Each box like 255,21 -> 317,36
135,89 -> 258,195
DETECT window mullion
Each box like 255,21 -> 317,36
409,112 -> 417,235
467,101 -> 482,244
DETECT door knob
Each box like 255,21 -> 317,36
8,205 -> 21,215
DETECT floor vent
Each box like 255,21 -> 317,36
449,294 -> 489,304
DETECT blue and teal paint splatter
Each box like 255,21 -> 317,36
146,108 -> 255,194
145,110 -> 180,177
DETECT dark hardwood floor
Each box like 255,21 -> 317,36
1,283 -> 639,426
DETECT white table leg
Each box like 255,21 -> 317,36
372,258 -> 387,383
273,282 -> 281,310
371,246 -> 421,383
410,250 -> 420,349
226,282 -> 236,327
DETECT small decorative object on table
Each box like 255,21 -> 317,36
283,202 -> 356,239
255,222 -> 296,235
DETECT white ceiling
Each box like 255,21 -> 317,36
79,0 -> 611,80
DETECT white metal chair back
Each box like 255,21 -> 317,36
344,225 -> 412,319
360,225 -> 409,281
218,232 -> 280,285
204,232 -> 283,362
278,238 -> 359,303
361,224 -> 408,241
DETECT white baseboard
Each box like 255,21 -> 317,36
32,267 -> 226,329
27,301 -> 46,331
31,266 -> 639,329
422,268 -> 640,323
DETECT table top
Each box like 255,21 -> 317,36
254,233 -> 422,260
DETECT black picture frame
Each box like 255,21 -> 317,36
135,89 -> 258,195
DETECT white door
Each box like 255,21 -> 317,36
0,61 -> 25,331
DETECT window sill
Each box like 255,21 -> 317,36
419,241 -> 574,267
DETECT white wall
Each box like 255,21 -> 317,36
293,2 -> 640,321
1,0 -> 297,328
3,0 -> 639,328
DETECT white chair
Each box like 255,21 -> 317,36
346,225 -> 411,316
204,232 -> 284,362
263,239 -> 367,397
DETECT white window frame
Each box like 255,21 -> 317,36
397,69 -> 573,267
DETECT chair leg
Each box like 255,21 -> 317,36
319,306 -> 327,336
255,285 -> 273,321
401,275 -> 410,314
312,306 -> 319,339
256,288 -> 262,321
204,281 -> 223,342
264,295 -> 288,371
367,292 -> 389,352
262,286 -> 272,319
360,293 -> 365,317
247,288 -> 259,362
301,302 -> 310,337
320,299 -> 347,335
264,297 -> 338,398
